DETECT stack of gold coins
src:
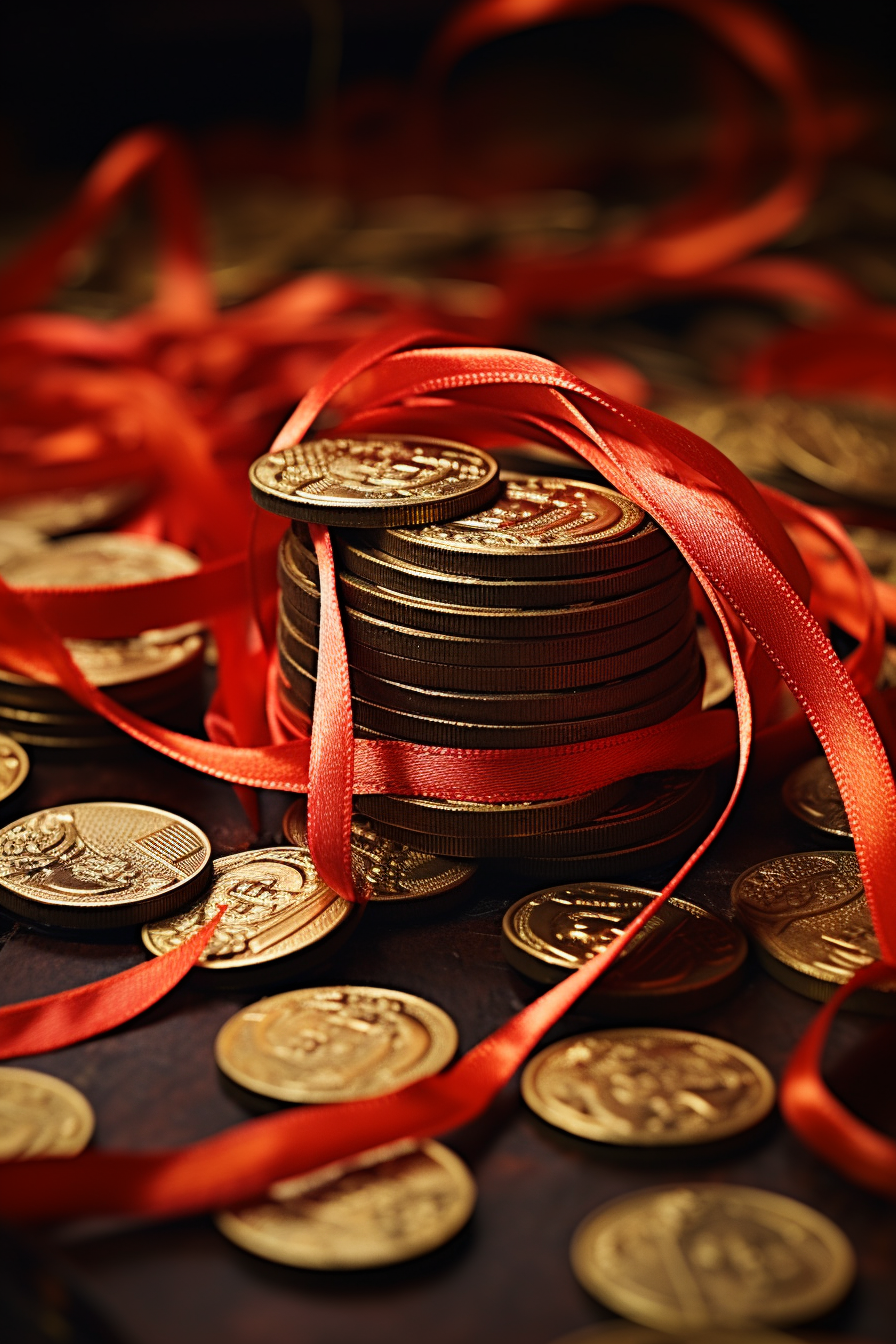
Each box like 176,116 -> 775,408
0,534 -> 206,748
251,435 -> 713,874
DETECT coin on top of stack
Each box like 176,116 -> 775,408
0,533 -> 205,747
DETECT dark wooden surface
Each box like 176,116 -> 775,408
1,739 -> 894,1344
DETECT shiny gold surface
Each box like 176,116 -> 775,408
550,1323 -> 821,1344
570,1184 -> 855,1329
142,847 -> 353,971
0,532 -> 199,587
215,985 -> 458,1103
522,1028 -> 774,1145
355,784 -> 626,839
0,802 -> 212,928
0,482 -> 147,535
0,1066 -> 95,1159
0,734 -> 29,803
782,757 -> 850,837
215,1139 -> 476,1269
698,623 -> 735,709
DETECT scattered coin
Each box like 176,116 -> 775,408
0,482 -> 147,536
216,1138 -> 476,1269
522,1028 -> 774,1145
782,757 -> 850,837
0,532 -> 200,588
215,984 -> 458,1103
731,851 -> 895,1010
570,1184 -> 855,1330
503,882 -> 747,1014
0,1067 -> 94,1159
142,847 -> 357,978
0,734 -> 29,803
0,802 -> 212,928
250,434 -> 500,526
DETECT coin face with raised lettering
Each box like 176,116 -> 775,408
0,734 -> 29,804
215,985 -> 458,1103
570,1184 -> 855,1329
782,757 -> 850,837
142,847 -> 355,972
0,1067 -> 94,1160
0,802 -> 212,928
250,434 -> 500,526
522,1028 -> 774,1145
216,1139 -> 476,1269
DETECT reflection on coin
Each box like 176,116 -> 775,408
0,802 -> 212,928
0,1067 -> 94,1159
0,482 -> 146,536
355,785 -> 627,840
215,985 -> 458,1103
0,532 -> 199,587
782,757 -> 850,837
503,883 -> 746,1014
731,851 -> 895,1008
0,734 -> 29,803
522,1028 -> 774,1145
142,847 -> 355,974
216,1138 -> 476,1269
570,1184 -> 855,1329
698,623 -> 735,709
251,434 -> 499,526
281,804 -> 476,903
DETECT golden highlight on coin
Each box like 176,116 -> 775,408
142,847 -> 358,978
522,1028 -> 774,1145
570,1184 -> 855,1330
0,734 -> 29,804
215,985 -> 458,1103
0,802 -> 212,929
549,1322 -> 819,1344
782,757 -> 850,837
0,1067 -> 95,1160
215,1138 -> 476,1269
250,434 -> 500,526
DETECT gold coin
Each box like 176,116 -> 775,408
570,1184 -> 855,1329
0,532 -> 199,587
847,525 -> 896,585
281,803 -> 477,902
366,474 -> 653,577
0,734 -> 29,803
698,623 -> 735,709
503,883 -> 746,1014
215,984 -> 458,1103
550,1322 -> 819,1344
782,757 -> 850,837
216,1138 -> 476,1269
354,782 -> 628,839
731,851 -> 895,1009
0,802 -> 212,928
0,481 -> 147,536
0,520 -> 46,568
250,433 -> 500,526
0,1066 -> 94,1159
142,847 -> 356,975
522,1028 -> 774,1145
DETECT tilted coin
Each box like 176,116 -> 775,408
0,532 -> 200,588
354,781 -> 629,840
250,433 -> 500,526
0,1067 -> 94,1159
0,802 -> 212,929
0,481 -> 147,535
142,847 -> 357,978
0,734 -> 29,803
503,882 -> 746,1015
282,802 -> 477,902
731,851 -> 895,1010
362,474 -> 656,577
522,1028 -> 774,1145
766,397 -> 896,506
215,984 -> 458,1103
570,1184 -> 855,1329
656,395 -> 784,477
216,1138 -> 476,1269
782,757 -> 850,837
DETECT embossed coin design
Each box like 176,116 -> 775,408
0,802 -> 212,928
250,434 -> 499,526
570,1184 -> 855,1330
522,1028 -> 774,1145
0,1067 -> 95,1159
216,1138 -> 476,1269
731,851 -> 894,1009
216,985 -> 458,1103
0,734 -> 29,803
503,882 -> 746,1015
142,847 -> 357,977
782,757 -> 850,837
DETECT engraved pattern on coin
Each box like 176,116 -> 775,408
0,734 -> 29,803
215,1139 -> 476,1269
215,985 -> 458,1102
782,757 -> 850,837
0,1067 -> 95,1160
570,1184 -> 856,1330
142,848 -> 352,970
522,1029 -> 774,1145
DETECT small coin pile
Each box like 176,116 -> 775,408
0,533 -> 206,748
252,435 -> 712,873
